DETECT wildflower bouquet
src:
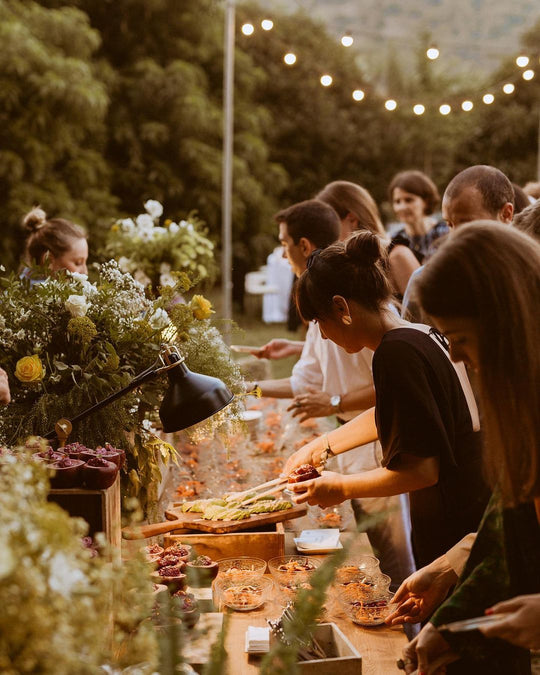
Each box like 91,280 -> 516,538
104,200 -> 216,293
0,261 -> 243,512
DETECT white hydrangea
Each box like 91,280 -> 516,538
153,227 -> 167,237
118,256 -> 132,273
144,199 -> 163,220
120,218 -> 136,234
65,295 -> 88,318
48,552 -> 87,598
149,308 -> 171,330
168,222 -> 179,234
136,214 -> 154,231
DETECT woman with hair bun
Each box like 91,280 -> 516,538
284,230 -> 488,567
21,206 -> 88,281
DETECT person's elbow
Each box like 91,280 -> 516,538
399,454 -> 440,489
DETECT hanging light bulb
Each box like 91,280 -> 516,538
413,104 -> 425,115
426,46 -> 440,60
341,33 -> 354,47
439,104 -> 451,115
261,19 -> 273,31
516,55 -> 529,67
352,89 -> 365,101
241,23 -> 254,36
523,69 -> 535,81
482,93 -> 495,104
320,75 -> 333,87
284,52 -> 297,65
502,83 -> 515,94
461,100 -> 474,112
385,99 -> 397,111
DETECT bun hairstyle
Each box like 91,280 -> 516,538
22,206 -> 86,265
296,230 -> 393,321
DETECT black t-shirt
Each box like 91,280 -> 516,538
372,328 -> 489,567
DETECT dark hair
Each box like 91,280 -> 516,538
513,199 -> 540,241
444,165 -> 514,215
417,221 -> 540,505
23,206 -> 86,265
316,181 -> 386,236
523,181 -> 540,200
296,230 -> 392,321
512,183 -> 530,214
388,170 -> 440,215
274,199 -> 340,249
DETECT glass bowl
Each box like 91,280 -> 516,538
217,556 -> 266,584
268,555 -> 320,587
307,503 -> 353,531
339,591 -> 396,626
214,576 -> 273,612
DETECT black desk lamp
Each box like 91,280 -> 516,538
44,344 -> 234,444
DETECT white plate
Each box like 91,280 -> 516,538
294,539 -> 343,554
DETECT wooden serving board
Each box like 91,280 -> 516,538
163,502 -> 307,533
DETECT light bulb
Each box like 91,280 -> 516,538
461,100 -> 473,112
320,75 -> 333,87
284,53 -> 297,65
502,83 -> 515,94
352,89 -> 365,101
241,23 -> 254,36
523,69 -> 535,81
385,99 -> 397,111
413,104 -> 425,115
341,34 -> 354,47
516,55 -> 529,67
482,93 -> 495,104
426,47 -> 439,60
261,19 -> 273,31
439,104 -> 451,115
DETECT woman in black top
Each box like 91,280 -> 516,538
285,230 -> 488,568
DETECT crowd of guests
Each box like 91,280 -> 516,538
249,165 -> 539,673
1,165 -> 539,673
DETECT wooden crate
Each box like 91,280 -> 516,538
164,520 -> 285,561
48,476 -> 121,548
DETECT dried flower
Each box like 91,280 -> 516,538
67,316 -> 98,345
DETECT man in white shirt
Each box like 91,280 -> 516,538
249,199 -> 415,586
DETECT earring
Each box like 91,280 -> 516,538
342,315 -> 352,325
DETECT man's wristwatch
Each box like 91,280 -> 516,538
330,394 -> 342,413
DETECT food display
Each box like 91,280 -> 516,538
80,442 -> 126,469
81,456 -> 118,489
287,464 -> 321,483
268,556 -> 320,586
171,590 -> 200,629
33,448 -> 64,464
180,494 -> 293,521
163,543 -> 192,558
152,564 -> 187,592
217,577 -> 273,612
48,457 -> 84,489
144,544 -> 164,558
218,557 -> 266,583
342,595 -> 395,626
185,555 -> 219,587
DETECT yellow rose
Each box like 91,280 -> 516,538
111,223 -> 119,232
191,295 -> 214,320
15,355 -> 45,383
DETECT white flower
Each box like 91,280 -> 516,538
153,227 -> 167,236
149,307 -> 171,330
65,295 -> 88,317
159,262 -> 171,274
136,213 -> 154,231
160,273 -> 176,287
168,222 -> 179,234
120,218 -> 135,234
118,256 -> 132,273
179,220 -> 188,229
15,329 -> 25,340
68,272 -> 88,283
144,200 -> 163,219
48,552 -> 86,598
133,269 -> 152,288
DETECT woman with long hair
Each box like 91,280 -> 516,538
284,230 -> 488,568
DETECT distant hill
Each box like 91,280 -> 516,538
257,0 -> 540,76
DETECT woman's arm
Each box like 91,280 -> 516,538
389,244 -> 421,296
283,407 -> 379,475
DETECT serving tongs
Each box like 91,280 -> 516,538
268,603 -> 327,661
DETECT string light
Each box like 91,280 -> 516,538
413,104 -> 425,115
352,89 -> 365,101
426,46 -> 440,60
482,93 -> 495,104
523,69 -> 535,81
502,83 -> 515,94
461,100 -> 474,112
385,99 -> 397,111
261,19 -> 273,31
283,52 -> 296,66
439,104 -> 451,115
241,23 -> 254,36
341,33 -> 354,47
516,55 -> 529,67
320,75 -> 333,87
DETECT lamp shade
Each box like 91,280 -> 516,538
159,360 -> 234,432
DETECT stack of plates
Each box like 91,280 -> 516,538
245,626 -> 270,654
294,529 -> 342,553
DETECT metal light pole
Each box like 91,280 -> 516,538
221,0 -> 235,328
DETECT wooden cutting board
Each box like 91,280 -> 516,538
163,502 -> 307,533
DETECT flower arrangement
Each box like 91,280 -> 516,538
0,261 -> 243,513
104,200 -> 216,294
0,449 -> 158,673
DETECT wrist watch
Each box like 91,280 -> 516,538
330,394 -> 342,413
